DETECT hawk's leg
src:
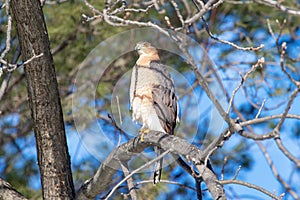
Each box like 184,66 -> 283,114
139,127 -> 150,142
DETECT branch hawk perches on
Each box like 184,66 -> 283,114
129,41 -> 179,184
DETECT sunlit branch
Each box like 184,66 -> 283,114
256,141 -> 299,199
227,57 -> 264,114
186,0 -> 223,24
220,156 -> 228,181
232,165 -> 241,180
253,0 -> 300,16
255,98 -> 266,118
275,88 -> 299,133
266,19 -> 276,40
272,87 -> 300,168
119,161 -> 137,200
76,131 -> 226,199
0,0 -> 12,60
164,16 -> 175,30
124,4 -> 154,13
136,180 -> 197,192
279,43 -> 300,87
104,150 -> 171,200
219,179 -> 283,200
0,51 -> 43,77
170,0 -> 185,29
0,45 -> 21,101
275,137 -> 300,168
241,114 -> 300,126
193,0 -> 264,51
83,0 -> 102,15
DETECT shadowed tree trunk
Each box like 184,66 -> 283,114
10,0 -> 75,199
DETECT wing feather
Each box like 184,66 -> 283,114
150,61 -> 178,134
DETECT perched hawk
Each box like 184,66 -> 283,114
129,41 -> 179,184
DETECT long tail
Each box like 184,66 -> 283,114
153,147 -> 164,184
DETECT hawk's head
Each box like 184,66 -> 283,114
135,41 -> 158,56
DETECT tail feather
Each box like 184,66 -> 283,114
153,147 -> 163,184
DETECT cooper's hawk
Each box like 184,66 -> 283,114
129,41 -> 179,184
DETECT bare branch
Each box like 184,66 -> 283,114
196,164 -> 226,200
232,165 -> 241,180
193,0 -> 264,51
136,180 -> 197,192
0,45 -> 21,101
0,51 -> 43,77
104,150 -> 171,200
0,178 -> 27,200
256,141 -> 299,199
202,16 -> 264,51
266,19 -> 276,40
221,156 -> 228,180
124,4 -> 154,13
0,0 -> 12,60
170,0 -> 185,29
279,42 -> 300,87
219,179 -> 282,200
83,0 -> 102,15
275,137 -> 300,168
76,131 -> 226,199
119,161 -> 137,200
227,57 -> 265,114
186,0 -> 223,24
270,87 -> 300,168
253,0 -> 300,16
241,114 -> 300,126
255,98 -> 266,118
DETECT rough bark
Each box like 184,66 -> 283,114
10,0 -> 75,199
0,178 -> 27,200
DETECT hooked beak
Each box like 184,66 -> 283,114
134,44 -> 140,51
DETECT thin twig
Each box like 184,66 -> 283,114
136,179 -> 197,192
1,51 -> 43,76
219,179 -> 282,200
271,87 -> 300,168
202,16 -> 264,51
253,0 -> 300,16
221,156 -> 228,180
170,0 -> 185,29
279,42 -> 299,87
124,4 -> 154,13
0,45 -> 21,101
120,161 -> 137,200
274,87 -> 299,133
266,19 -> 276,40
0,0 -> 12,60
192,0 -> 264,51
241,114 -> 300,126
104,150 -> 171,200
83,0 -> 102,15
187,0 -> 223,24
256,141 -> 299,199
255,98 -> 266,119
232,165 -> 241,180
227,57 -> 265,114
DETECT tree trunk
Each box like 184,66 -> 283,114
10,0 -> 75,199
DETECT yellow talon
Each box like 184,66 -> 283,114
139,128 -> 150,142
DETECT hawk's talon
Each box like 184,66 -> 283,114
139,128 -> 150,142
